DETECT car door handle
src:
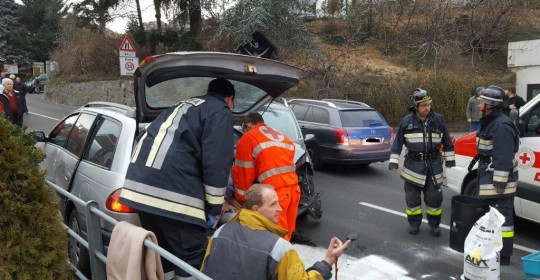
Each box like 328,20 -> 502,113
65,172 -> 71,182
300,125 -> 307,129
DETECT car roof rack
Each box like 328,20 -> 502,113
322,99 -> 371,108
288,98 -> 338,108
83,102 -> 136,118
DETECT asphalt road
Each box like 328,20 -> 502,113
23,94 -> 539,280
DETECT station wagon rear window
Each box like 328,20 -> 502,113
339,110 -> 386,127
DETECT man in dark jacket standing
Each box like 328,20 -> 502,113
502,86 -> 526,117
120,78 -> 236,279
13,76 -> 28,114
389,88 -> 455,236
476,85 -> 519,265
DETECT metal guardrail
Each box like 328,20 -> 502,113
46,179 -> 212,280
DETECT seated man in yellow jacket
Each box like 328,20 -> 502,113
201,184 -> 350,279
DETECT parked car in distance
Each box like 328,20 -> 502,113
288,98 -> 393,169
33,52 -> 307,275
25,73 -> 49,93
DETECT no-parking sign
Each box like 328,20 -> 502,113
119,56 -> 139,76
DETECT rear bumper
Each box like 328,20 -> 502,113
321,145 -> 391,164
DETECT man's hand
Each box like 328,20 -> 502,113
222,197 -> 243,215
324,237 -> 352,265
495,186 -> 505,194
509,104 -> 517,110
388,162 -> 398,172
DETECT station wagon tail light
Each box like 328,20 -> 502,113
388,127 -> 396,144
334,128 -> 349,145
106,189 -> 138,213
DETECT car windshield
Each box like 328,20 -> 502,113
258,104 -> 303,141
145,77 -> 267,113
339,109 -> 387,127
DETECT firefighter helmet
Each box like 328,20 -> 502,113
412,88 -> 432,107
479,85 -> 504,107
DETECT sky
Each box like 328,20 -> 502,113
14,0 -> 157,34
108,0 -> 156,34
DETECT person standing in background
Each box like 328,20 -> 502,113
467,86 -> 483,132
0,78 -> 24,126
13,76 -> 28,115
502,86 -> 526,116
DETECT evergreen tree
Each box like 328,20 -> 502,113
0,0 -> 26,63
73,0 -> 121,34
217,0 -> 318,59
12,0 -> 67,63
0,118 -> 71,279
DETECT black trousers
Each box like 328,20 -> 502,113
404,177 -> 443,228
483,196 -> 514,257
138,211 -> 207,278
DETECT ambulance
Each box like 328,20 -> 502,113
446,93 -> 540,224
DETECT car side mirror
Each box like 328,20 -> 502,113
509,109 -> 519,128
304,134 -> 315,143
33,131 -> 47,142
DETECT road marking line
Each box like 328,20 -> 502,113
359,202 -> 537,253
29,112 -> 59,121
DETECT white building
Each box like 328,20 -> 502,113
507,39 -> 540,101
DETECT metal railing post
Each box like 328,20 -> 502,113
84,201 -> 106,280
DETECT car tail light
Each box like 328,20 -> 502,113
139,56 -> 155,68
334,128 -> 349,145
390,127 -> 396,144
106,189 -> 138,213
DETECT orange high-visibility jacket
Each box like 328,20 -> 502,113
233,123 -> 298,202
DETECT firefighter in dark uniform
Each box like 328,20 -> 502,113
389,89 -> 455,236
475,85 -> 519,265
119,78 -> 236,278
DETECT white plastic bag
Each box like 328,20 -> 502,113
462,206 -> 505,280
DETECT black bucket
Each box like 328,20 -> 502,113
449,195 -> 490,253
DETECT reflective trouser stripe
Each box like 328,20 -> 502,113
426,208 -> 442,216
406,208 -> 422,216
502,231 -> 514,238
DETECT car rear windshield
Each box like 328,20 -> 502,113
145,77 -> 267,113
339,109 -> 387,127
258,106 -> 303,141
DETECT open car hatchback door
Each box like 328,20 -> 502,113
134,52 -> 305,123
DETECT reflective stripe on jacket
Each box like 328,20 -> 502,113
119,94 -> 234,228
390,112 -> 454,187
201,209 -> 331,280
477,111 -> 519,198
233,123 -> 298,202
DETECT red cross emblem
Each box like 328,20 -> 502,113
535,172 -> 540,182
520,153 -> 531,165
260,126 -> 284,141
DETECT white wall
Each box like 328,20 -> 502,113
508,39 -> 540,101
508,39 -> 540,67
512,66 -> 540,101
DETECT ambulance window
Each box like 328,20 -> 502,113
525,105 -> 540,137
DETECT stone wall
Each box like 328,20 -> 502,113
44,80 -> 135,107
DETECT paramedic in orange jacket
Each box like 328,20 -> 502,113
233,112 -> 300,241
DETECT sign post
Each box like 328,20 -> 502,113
118,36 -> 138,76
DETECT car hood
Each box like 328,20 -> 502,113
134,52 -> 305,123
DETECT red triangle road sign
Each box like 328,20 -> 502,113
119,36 -> 136,52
